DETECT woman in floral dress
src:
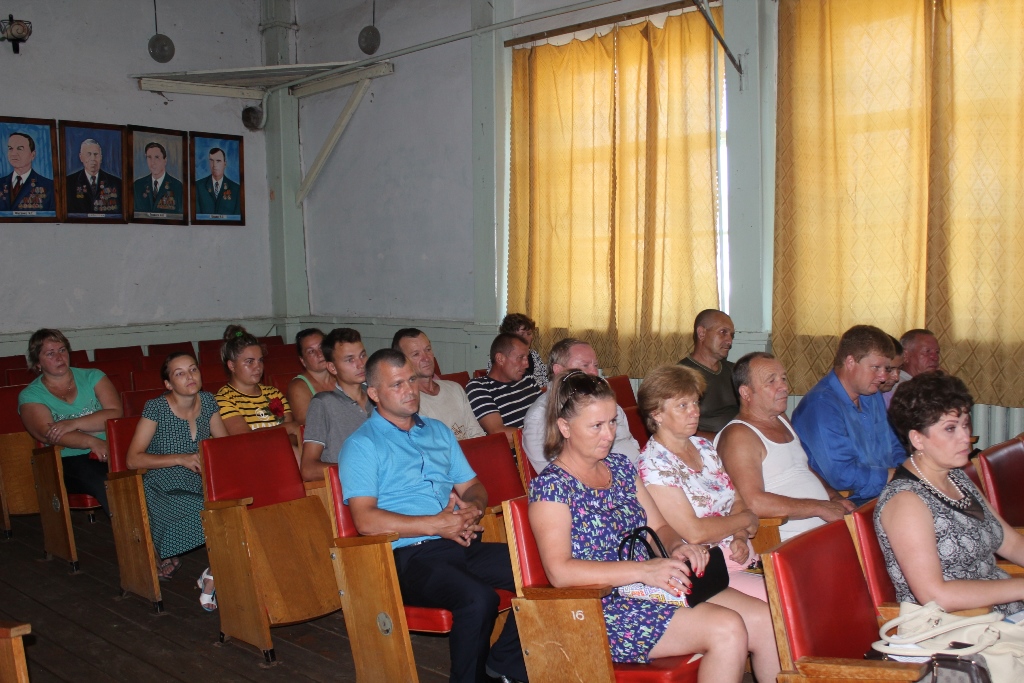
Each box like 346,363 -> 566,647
529,370 -> 773,683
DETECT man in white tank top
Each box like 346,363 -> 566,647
715,352 -> 855,542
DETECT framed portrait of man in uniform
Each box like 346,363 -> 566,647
127,126 -> 188,225
59,121 -> 128,223
0,116 -> 59,222
189,132 -> 244,226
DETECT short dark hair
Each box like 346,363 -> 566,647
888,372 -> 973,451
365,348 -> 409,388
499,313 -> 536,336
144,141 -> 167,158
209,147 -> 226,160
490,332 -> 526,365
321,328 -> 362,364
220,324 -> 262,371
9,132 -> 35,152
733,352 -> 776,390
543,370 -> 616,460
27,328 -> 70,369
548,338 -> 589,370
833,325 -> 894,369
900,329 -> 935,350
391,328 -> 425,350
888,335 -> 903,357
693,308 -> 725,346
295,328 -> 324,356
160,351 -> 198,383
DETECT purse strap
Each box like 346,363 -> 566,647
878,603 -> 1002,645
618,526 -> 671,561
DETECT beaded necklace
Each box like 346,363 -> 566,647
909,454 -> 971,510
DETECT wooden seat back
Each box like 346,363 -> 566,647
511,428 -> 536,490
94,345 -> 144,363
0,621 -> 31,683
31,445 -> 80,569
606,374 -> 637,408
201,429 -> 305,509
977,436 -> 1024,526
439,371 -> 470,389
0,386 -> 39,533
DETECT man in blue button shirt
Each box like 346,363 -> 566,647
339,348 -> 526,683
791,325 -> 906,505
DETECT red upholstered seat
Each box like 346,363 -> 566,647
67,494 -> 102,510
106,417 -> 141,474
104,372 -> 131,396
258,335 -> 285,346
962,460 -> 983,493
197,339 -> 223,365
505,497 -> 699,682
6,368 -> 38,386
69,350 -> 88,366
146,342 -> 195,360
131,369 -> 165,392
473,369 -> 487,378
263,355 -> 303,377
606,375 -> 637,409
198,363 -> 227,389
977,436 -> 1024,526
769,519 -> 879,661
85,359 -> 137,386
848,500 -> 897,609
326,465 -> 513,633
268,372 -> 294,396
460,433 -> 526,505
202,429 -> 304,509
439,371 -> 470,389
0,385 -> 26,434
622,405 -> 650,450
0,355 -> 27,375
94,346 -> 144,363
263,344 -> 294,360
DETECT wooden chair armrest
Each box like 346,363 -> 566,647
485,505 -> 503,515
0,621 -> 31,638
794,657 -> 927,680
877,602 -> 901,622
332,533 -> 399,548
204,497 -> 254,510
304,479 -> 326,492
997,561 -> 1024,576
758,516 -> 787,528
107,469 -> 147,480
522,585 -> 613,600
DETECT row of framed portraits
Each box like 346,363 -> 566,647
0,116 -> 245,225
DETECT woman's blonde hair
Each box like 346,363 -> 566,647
543,370 -> 616,460
27,328 -> 71,370
637,365 -> 706,434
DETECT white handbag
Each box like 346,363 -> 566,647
871,602 -> 1024,683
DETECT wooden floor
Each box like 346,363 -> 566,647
0,510 -> 451,682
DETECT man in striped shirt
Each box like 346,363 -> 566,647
466,333 -> 542,445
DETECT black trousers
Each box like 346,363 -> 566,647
394,537 -> 527,683
61,453 -> 110,515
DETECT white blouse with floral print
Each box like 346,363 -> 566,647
638,435 -> 756,564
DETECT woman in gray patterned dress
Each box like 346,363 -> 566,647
126,352 -> 227,610
876,372 -> 1024,615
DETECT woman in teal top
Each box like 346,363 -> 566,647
286,327 -> 332,425
17,329 -> 122,514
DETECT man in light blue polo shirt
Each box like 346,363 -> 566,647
339,349 -> 526,683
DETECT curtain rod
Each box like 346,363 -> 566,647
505,0 -> 698,48
503,0 -> 740,78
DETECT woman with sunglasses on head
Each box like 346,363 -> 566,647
214,325 -> 301,460
18,328 -> 122,515
286,328 -> 333,425
125,352 -> 227,608
529,370 -> 775,682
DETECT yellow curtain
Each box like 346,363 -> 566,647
774,0 -> 1024,405
508,10 -> 722,378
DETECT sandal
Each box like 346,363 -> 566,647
197,568 -> 217,611
158,557 -> 181,582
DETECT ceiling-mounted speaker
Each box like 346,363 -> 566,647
242,106 -> 264,131
148,33 -> 175,63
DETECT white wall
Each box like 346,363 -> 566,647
0,0 -> 272,335
297,0 -> 476,321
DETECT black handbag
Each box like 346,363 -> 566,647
617,526 -> 729,607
